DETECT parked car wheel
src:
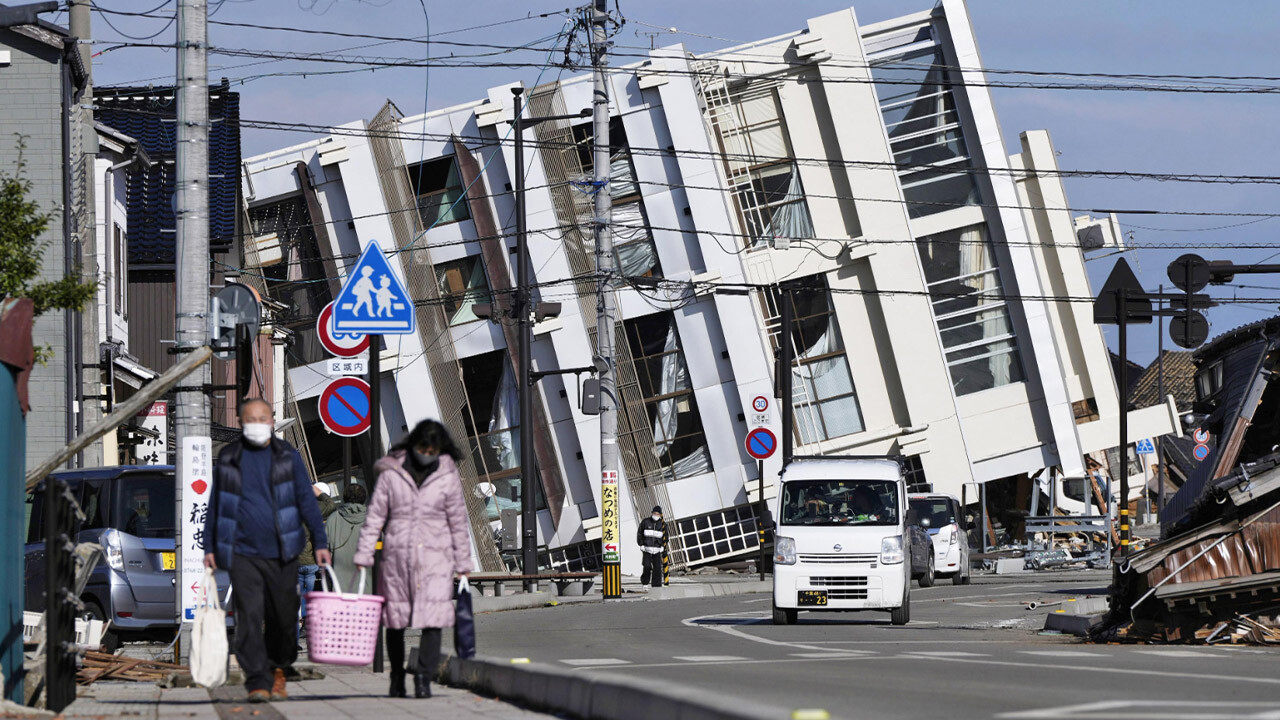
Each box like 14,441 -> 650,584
953,568 -> 971,586
82,600 -> 120,653
772,603 -> 797,626
890,590 -> 910,626
917,555 -> 935,588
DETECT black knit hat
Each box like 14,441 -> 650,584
652,505 -> 663,515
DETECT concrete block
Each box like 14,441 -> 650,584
1043,611 -> 1106,636
994,557 -> 1032,574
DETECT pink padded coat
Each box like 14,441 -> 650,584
353,452 -> 474,629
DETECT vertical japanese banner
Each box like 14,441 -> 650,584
601,471 -> 619,563
135,401 -> 168,465
180,436 -> 212,621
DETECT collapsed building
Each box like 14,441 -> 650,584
1107,316 -> 1280,642
240,1 -> 1176,576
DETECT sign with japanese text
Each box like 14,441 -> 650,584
601,471 -> 619,564
179,436 -> 212,622
134,401 -> 168,465
326,357 -> 369,376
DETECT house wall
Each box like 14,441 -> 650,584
0,28 -> 69,472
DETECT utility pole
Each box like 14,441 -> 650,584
509,90 -> 584,591
173,0 -> 209,660
69,0 -> 96,469
589,0 -> 621,600
1156,284 -> 1167,518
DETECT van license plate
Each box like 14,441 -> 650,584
797,590 -> 828,607
160,552 -> 176,570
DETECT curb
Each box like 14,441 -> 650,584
444,655 -> 790,720
473,591 -> 560,614
641,580 -> 771,600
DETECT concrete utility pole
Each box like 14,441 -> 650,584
173,0 -> 209,658
69,0 -> 98,468
589,0 -> 621,600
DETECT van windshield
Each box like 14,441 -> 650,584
780,480 -> 899,527
112,474 -> 176,539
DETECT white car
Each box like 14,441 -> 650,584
908,493 -> 971,585
772,457 -> 911,626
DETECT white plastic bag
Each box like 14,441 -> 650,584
190,568 -> 228,688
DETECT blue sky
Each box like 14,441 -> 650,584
85,1 -> 1280,364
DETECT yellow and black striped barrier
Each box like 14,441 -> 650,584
663,552 -> 670,586
603,563 -> 622,598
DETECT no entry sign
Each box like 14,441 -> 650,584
317,301 -> 370,358
319,377 -> 371,437
745,427 -> 777,460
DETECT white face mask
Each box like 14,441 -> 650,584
242,422 -> 273,447
651,514 -> 661,522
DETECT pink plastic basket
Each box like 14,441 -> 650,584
305,567 -> 384,666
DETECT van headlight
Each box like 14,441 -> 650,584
104,529 -> 124,571
774,536 -> 797,566
880,535 -> 904,565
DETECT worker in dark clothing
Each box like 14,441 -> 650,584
637,505 -> 667,588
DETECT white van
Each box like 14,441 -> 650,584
771,457 -> 911,626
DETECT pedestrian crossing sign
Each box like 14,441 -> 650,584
1135,438 -> 1156,455
332,240 -> 415,335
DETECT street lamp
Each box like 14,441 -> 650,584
509,88 -> 588,590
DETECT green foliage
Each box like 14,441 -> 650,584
0,137 -> 98,317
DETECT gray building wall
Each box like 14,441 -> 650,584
1,27 -> 69,472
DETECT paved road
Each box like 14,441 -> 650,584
474,572 -> 1280,720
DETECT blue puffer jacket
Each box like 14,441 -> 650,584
204,437 -> 323,569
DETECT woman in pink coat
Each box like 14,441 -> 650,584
355,420 -> 473,699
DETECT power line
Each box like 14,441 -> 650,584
102,39 -> 1280,94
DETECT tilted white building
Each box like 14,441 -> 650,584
241,0 -> 1174,575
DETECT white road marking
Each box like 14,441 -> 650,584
570,655 -> 885,671
1132,649 -> 1226,659
904,651 -> 988,657
559,658 -> 631,666
788,651 -> 877,658
998,699 -> 1280,719
672,655 -> 749,662
1019,650 -> 1108,658
904,654 -> 1280,688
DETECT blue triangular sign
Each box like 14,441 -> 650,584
332,241 -> 416,335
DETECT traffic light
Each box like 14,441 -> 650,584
1167,254 -> 1214,349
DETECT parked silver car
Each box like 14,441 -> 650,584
25,466 -> 230,649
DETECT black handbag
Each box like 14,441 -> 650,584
454,576 -> 476,659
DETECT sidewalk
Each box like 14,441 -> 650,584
60,667 -> 553,720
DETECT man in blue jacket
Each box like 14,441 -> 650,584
204,398 -> 330,703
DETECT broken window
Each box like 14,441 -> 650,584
916,223 -> 1024,395
408,155 -> 470,228
572,119 -> 660,277
624,313 -> 711,482
770,279 -> 865,444
708,85 -> 815,248
433,255 -> 490,326
460,350 -> 544,520
872,46 -> 980,218
1196,360 -> 1224,399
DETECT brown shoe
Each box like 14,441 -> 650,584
270,668 -> 288,701
247,690 -> 271,704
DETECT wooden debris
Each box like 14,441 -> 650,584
77,651 -> 186,686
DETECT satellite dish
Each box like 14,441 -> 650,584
210,282 -> 261,359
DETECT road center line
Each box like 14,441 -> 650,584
895,654 -> 1280,687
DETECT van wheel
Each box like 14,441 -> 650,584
917,556 -> 935,588
890,594 -> 910,626
82,600 -> 120,653
772,604 -> 797,625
